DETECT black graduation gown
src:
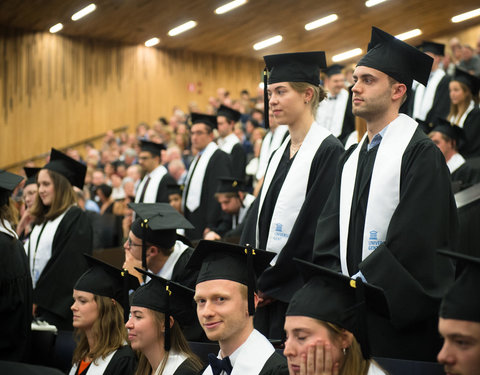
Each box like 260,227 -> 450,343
184,149 -> 232,240
229,143 -> 247,181
259,352 -> 289,375
337,87 -> 356,146
92,345 -> 137,375
313,128 -> 459,361
451,159 -> 480,191
459,107 -> 480,159
33,206 -> 93,330
174,358 -> 201,375
0,232 -> 32,362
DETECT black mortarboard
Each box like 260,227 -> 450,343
418,41 -> 445,56
357,26 -> 433,87
74,254 -> 140,322
191,113 -> 218,129
139,140 -> 166,156
324,64 -> 344,77
186,240 -> 275,315
0,170 -> 23,206
24,167 -> 41,187
453,66 -> 480,97
217,105 -> 242,123
216,176 -> 245,194
286,259 -> 389,359
430,118 -> 465,146
128,202 -> 194,271
43,148 -> 87,189
167,183 -> 183,196
131,268 -> 195,350
438,250 -> 480,323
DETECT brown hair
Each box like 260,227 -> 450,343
448,81 -> 476,122
135,310 -> 203,375
0,198 -> 19,235
72,295 -> 128,365
30,169 -> 76,224
289,82 -> 327,117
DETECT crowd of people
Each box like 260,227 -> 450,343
1,26 -> 480,375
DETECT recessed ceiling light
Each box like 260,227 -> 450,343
215,0 -> 247,15
49,23 -> 63,33
305,14 -> 338,31
451,8 -> 480,23
332,48 -> 363,62
145,38 -> 160,47
365,0 -> 388,7
168,21 -> 197,36
395,28 -> 422,41
71,3 -> 96,21
253,35 -> 283,51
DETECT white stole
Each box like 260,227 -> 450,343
256,122 -> 331,265
447,153 -> 466,174
339,114 -> 417,275
367,362 -> 388,375
183,142 -> 218,212
135,165 -> 168,203
412,69 -> 445,121
69,349 -> 117,375
218,133 -> 240,154
157,241 -> 189,280
236,194 -> 255,227
27,208 -> 69,288
449,100 -> 475,128
155,351 -> 188,375
0,219 -> 18,239
202,330 -> 274,375
256,125 -> 289,180
315,89 -> 349,137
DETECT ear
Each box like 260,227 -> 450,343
391,83 -> 407,101
253,292 -> 260,310
147,245 -> 159,257
339,329 -> 354,350
304,86 -> 314,103
169,316 -> 174,329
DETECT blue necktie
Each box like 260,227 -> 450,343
208,353 -> 233,375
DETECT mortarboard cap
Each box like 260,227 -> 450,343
186,240 -> 275,315
216,176 -> 245,194
438,250 -> 480,323
43,148 -> 87,189
453,67 -> 480,97
357,26 -> 433,87
324,64 -> 345,77
286,259 -> 389,359
74,254 -> 140,321
418,41 -> 445,56
430,118 -> 465,146
0,170 -> 23,206
167,183 -> 184,196
24,167 -> 41,187
217,105 -> 242,123
131,268 -> 195,350
139,140 -> 166,156
191,113 -> 218,129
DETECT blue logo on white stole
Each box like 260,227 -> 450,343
272,223 -> 289,241
275,223 -> 283,232
368,230 -> 383,251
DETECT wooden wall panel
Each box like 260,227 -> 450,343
0,28 -> 263,168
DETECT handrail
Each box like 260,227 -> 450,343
2,125 -> 130,171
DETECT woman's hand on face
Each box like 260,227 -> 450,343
300,341 -> 339,375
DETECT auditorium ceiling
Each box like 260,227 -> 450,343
1,0 -> 479,63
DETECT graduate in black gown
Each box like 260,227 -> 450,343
182,114 -> 232,240
313,27 -> 458,361
27,148 -> 93,330
126,270 -> 203,375
69,256 -> 139,375
240,51 -> 344,339
0,170 -> 32,361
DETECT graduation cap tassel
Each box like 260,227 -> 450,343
141,220 -> 148,282
246,245 -> 255,316
164,284 -> 172,351
263,67 -> 270,129
353,278 -> 370,359
121,269 -> 130,323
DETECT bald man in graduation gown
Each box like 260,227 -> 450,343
313,27 -> 458,362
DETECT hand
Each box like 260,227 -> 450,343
257,290 -> 275,308
204,231 -> 221,241
300,341 -> 340,375
123,250 -> 143,283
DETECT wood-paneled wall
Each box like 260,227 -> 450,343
0,27 -> 264,168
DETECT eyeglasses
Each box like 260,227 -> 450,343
126,237 -> 142,248
191,131 -> 209,136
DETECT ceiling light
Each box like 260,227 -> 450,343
49,23 -> 63,33
253,35 -> 283,50
145,38 -> 160,47
365,0 -> 388,7
168,21 -> 197,36
305,14 -> 338,31
451,8 -> 480,23
332,48 -> 363,62
71,3 -> 96,21
215,0 -> 247,15
395,28 -> 422,41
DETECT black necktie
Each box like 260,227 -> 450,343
138,176 -> 151,202
208,353 -> 233,375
